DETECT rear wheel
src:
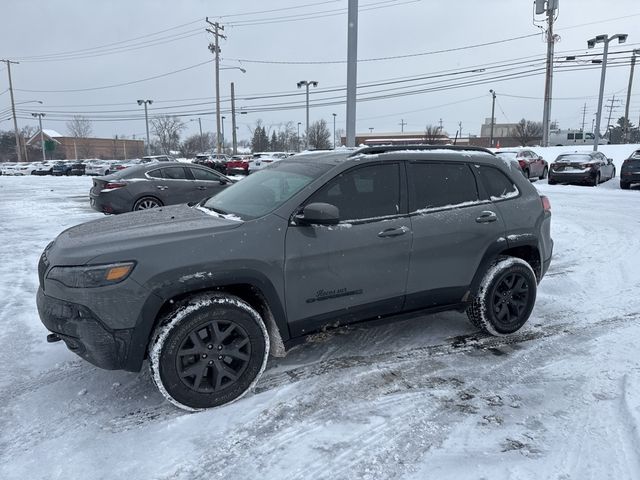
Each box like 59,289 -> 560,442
466,257 -> 537,336
149,293 -> 269,411
133,196 -> 162,211
620,181 -> 630,190
539,167 -> 548,180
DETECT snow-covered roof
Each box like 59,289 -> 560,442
43,129 -> 63,138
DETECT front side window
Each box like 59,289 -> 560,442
409,163 -> 478,211
306,164 -> 400,221
191,167 -> 221,181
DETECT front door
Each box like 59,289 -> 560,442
284,163 -> 411,337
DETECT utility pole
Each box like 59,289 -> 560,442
231,82 -> 238,155
221,116 -> 226,153
31,113 -> 46,161
489,89 -> 497,147
537,0 -> 558,147
399,119 -> 407,133
206,18 -> 226,155
197,118 -> 203,151
2,59 -> 22,162
345,0 -> 358,147
604,95 -> 618,140
581,103 -> 587,131
458,121 -> 463,139
332,113 -> 337,149
624,50 -> 639,143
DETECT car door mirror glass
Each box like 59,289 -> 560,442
296,202 -> 340,225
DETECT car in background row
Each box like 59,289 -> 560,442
247,152 -> 288,174
495,149 -> 548,180
193,153 -> 229,174
32,162 -> 54,175
620,149 -> 640,190
85,161 -> 114,176
142,155 -> 174,163
548,151 -> 616,186
89,162 -> 234,214
52,161 -> 73,176
225,154 -> 252,175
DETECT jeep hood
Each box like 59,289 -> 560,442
48,204 -> 243,265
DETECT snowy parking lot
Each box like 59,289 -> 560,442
1,146 -> 640,480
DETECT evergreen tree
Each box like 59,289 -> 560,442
270,131 -> 278,151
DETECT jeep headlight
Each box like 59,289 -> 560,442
47,262 -> 135,288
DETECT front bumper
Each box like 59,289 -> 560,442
37,288 -> 133,370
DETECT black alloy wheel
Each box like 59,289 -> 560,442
175,319 -> 252,393
489,272 -> 531,333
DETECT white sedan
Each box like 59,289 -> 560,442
85,161 -> 114,176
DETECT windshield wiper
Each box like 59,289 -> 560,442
198,202 -> 228,215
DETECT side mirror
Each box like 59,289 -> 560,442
607,158 -> 613,164
295,202 -> 339,225
219,179 -> 228,185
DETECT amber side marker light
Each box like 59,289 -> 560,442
105,265 -> 133,281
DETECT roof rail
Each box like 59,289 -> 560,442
350,145 -> 494,156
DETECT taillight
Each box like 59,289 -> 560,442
540,195 -> 551,213
581,163 -> 593,169
102,181 -> 127,192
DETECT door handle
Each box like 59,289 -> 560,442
196,186 -> 207,190
476,211 -> 497,223
156,185 -> 168,191
378,226 -> 409,238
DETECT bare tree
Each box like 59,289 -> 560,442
66,115 -> 94,158
307,119 -> 331,149
424,124 -> 442,144
511,119 -> 543,146
151,115 -> 186,154
181,133 -> 214,158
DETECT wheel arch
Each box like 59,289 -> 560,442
124,274 -> 288,372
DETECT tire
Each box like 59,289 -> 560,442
104,170 -> 110,176
466,257 -> 537,336
133,196 -> 163,211
592,172 -> 600,187
620,181 -> 630,190
149,293 -> 269,411
522,168 -> 530,179
611,168 -> 616,180
539,167 -> 548,180
548,178 -> 557,185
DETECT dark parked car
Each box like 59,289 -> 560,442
193,153 -> 229,174
548,151 -> 616,186
38,145 -> 552,410
89,162 -> 233,214
69,162 -> 86,176
620,149 -> 640,189
52,161 -> 73,176
495,149 -> 548,180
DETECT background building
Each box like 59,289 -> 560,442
26,129 -> 144,160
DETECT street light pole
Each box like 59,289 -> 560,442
588,33 -> 628,151
31,113 -> 46,161
332,113 -> 337,149
297,80 -> 318,149
297,122 -> 301,152
489,89 -> 496,147
137,99 -> 153,155
624,49 -> 640,143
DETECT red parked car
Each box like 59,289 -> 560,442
225,155 -> 251,175
495,149 -> 548,180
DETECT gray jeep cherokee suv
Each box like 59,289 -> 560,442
37,145 -> 553,410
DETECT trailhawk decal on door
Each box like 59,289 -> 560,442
306,288 -> 364,304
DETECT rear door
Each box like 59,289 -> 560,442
405,161 -> 506,309
284,162 -> 412,336
145,166 -> 193,205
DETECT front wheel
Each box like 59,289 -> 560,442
149,293 -> 269,411
466,257 -> 537,336
620,181 -> 630,190
592,172 -> 600,187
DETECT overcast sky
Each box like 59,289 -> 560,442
1,0 -> 639,143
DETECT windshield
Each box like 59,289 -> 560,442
203,161 -> 332,219
555,154 -> 592,163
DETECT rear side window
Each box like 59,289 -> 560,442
477,165 -> 518,200
409,163 -> 478,211
162,167 -> 187,179
147,169 -> 163,178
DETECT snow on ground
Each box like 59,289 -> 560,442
1,156 -> 640,479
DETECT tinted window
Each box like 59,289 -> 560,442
409,163 -> 478,211
575,133 -> 583,140
568,133 -> 574,140
191,168 -> 221,181
162,167 -> 187,179
477,166 -> 518,200
147,169 -> 163,178
307,164 -> 400,220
